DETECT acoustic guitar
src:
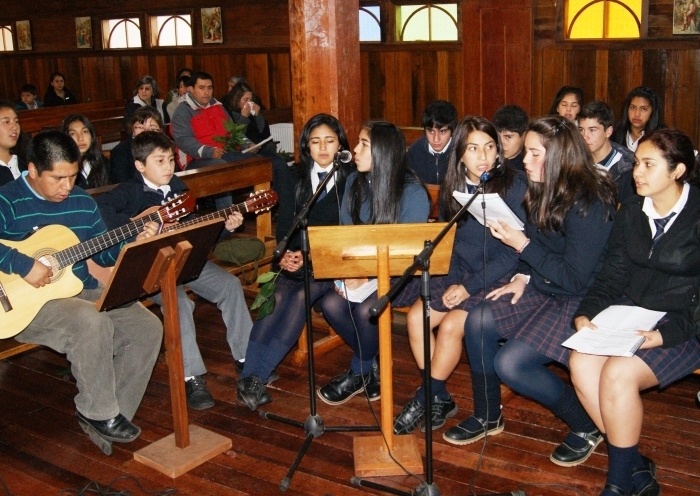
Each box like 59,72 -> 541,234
0,194 -> 195,339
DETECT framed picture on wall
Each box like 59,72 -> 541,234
16,20 -> 31,50
673,0 -> 700,34
201,7 -> 223,43
75,17 -> 93,48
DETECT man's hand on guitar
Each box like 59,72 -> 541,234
225,212 -> 244,232
136,221 -> 161,241
24,260 -> 53,288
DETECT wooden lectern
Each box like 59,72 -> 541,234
96,218 -> 232,478
308,223 -> 456,477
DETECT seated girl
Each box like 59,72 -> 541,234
61,114 -> 110,189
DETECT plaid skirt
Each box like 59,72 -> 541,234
611,296 -> 700,389
481,284 -> 583,366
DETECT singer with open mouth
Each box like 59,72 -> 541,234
392,116 -> 527,436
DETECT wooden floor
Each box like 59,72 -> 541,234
1,300 -> 699,496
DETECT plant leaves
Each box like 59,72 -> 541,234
259,281 -> 276,298
250,292 -> 267,310
256,297 -> 276,320
257,271 -> 277,284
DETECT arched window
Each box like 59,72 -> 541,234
0,25 -> 14,52
102,18 -> 142,49
152,15 -> 192,47
566,0 -> 642,39
360,5 -> 382,42
397,3 -> 458,42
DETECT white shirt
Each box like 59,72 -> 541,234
311,162 -> 336,195
642,182 -> 689,237
142,175 -> 171,200
0,154 -> 20,179
626,130 -> 644,152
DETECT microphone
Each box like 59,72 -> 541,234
479,158 -> 504,183
335,150 -> 353,163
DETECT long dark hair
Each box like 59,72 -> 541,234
60,114 -> 110,187
548,86 -> 584,115
612,86 -> 665,144
638,129 -> 700,188
439,115 -> 514,218
294,113 -> 352,206
524,116 -> 616,232
223,82 -> 255,113
348,121 -> 420,224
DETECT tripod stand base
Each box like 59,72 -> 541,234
353,435 -> 423,477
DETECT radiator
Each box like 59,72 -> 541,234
269,123 -> 294,154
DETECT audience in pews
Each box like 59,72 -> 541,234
16,83 -> 43,110
109,106 -> 164,184
570,128 -> 700,496
97,131 -> 253,410
163,67 -> 192,120
0,101 -> 23,187
393,116 -> 528,435
165,75 -> 189,125
492,104 -> 528,172
237,113 -> 354,411
60,114 -> 110,189
1,131 -> 162,455
43,72 -> 79,107
578,100 -> 637,203
406,100 -> 457,185
455,116 -> 617,466
223,81 -> 277,157
124,75 -> 165,126
315,121 -> 430,406
549,85 -> 584,123
612,86 -> 666,153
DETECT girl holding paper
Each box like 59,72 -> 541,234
570,129 -> 700,496
451,116 -> 617,468
393,116 -> 528,435
315,121 -> 430,406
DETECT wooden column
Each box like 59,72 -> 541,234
289,0 -> 362,147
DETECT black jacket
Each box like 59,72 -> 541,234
574,185 -> 700,347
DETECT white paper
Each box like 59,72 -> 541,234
242,135 -> 274,154
334,279 -> 378,303
452,191 -> 524,230
562,305 -> 666,357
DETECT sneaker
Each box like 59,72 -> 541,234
550,429 -> 603,467
393,399 -> 425,435
443,414 -> 504,445
420,395 -> 458,432
317,369 -> 371,405
185,376 -> 215,410
237,375 -> 272,411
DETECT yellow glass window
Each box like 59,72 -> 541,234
566,0 -> 642,39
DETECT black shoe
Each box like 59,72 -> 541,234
420,395 -> 458,432
443,414 -> 504,445
76,411 -> 141,443
266,370 -> 280,385
393,399 -> 425,435
235,359 -> 245,371
317,369 -> 370,405
603,483 -> 632,496
550,429 -> 603,467
365,361 -> 380,401
185,376 -> 215,410
632,456 -> 660,496
237,375 -> 272,411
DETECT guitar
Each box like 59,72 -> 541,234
164,189 -> 278,232
0,194 -> 195,339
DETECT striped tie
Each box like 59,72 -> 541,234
652,212 -> 676,244
317,171 -> 329,200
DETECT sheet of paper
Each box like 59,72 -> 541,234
452,191 -> 524,230
242,135 -> 274,153
562,305 -> 666,357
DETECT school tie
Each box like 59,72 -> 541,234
652,212 -> 676,244
317,171 -> 329,200
466,184 -> 477,194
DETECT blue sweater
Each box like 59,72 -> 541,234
0,175 -> 119,289
339,172 -> 430,225
446,171 -> 528,294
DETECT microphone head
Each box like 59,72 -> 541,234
336,150 -> 353,163
480,171 -> 492,182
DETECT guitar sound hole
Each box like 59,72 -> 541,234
36,254 -> 62,282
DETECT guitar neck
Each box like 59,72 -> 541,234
55,210 -> 164,269
171,202 -> 247,230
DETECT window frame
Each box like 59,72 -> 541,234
0,25 -> 14,52
101,16 -> 143,50
149,13 -> 193,48
561,0 -> 649,41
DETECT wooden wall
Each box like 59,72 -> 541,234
1,1 -> 699,146
533,0 -> 700,147
0,0 -> 292,111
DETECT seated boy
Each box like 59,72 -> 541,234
96,131 -> 253,410
406,100 -> 457,185
1,131 -> 163,455
492,104 -> 528,172
16,83 -> 43,111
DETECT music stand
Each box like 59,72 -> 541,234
96,218 -> 232,478
308,223 -> 455,477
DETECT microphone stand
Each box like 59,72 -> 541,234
260,155 -> 380,492
357,175 -> 525,496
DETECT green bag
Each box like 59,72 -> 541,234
212,237 -> 267,285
